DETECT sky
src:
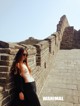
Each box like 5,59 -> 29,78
0,0 -> 80,42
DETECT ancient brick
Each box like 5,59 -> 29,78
1,55 -> 9,61
0,48 -> 10,54
0,61 -> 10,66
0,66 -> 9,72
0,72 -> 8,77
0,41 -> 9,48
2,95 -> 11,106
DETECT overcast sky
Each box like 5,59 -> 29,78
0,0 -> 80,42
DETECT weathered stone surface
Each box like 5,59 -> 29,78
0,48 -> 10,54
0,41 -> 9,48
45,35 -> 56,53
0,86 -> 3,92
0,66 -> 9,72
0,55 -> 9,61
60,27 -> 80,49
39,49 -> 80,106
60,27 -> 74,49
57,15 -> 69,34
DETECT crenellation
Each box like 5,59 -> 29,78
35,40 -> 49,68
33,44 -> 41,66
45,35 -> 56,53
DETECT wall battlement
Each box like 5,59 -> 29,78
0,15 -> 70,106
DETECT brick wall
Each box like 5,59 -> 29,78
73,30 -> 80,48
60,27 -> 80,49
60,27 -> 74,49
0,15 -> 69,106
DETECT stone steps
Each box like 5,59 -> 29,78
39,50 -> 80,106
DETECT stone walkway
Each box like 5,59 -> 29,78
39,49 -> 80,106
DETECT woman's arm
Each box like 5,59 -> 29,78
24,56 -> 32,74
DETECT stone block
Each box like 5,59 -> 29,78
0,66 -> 9,72
0,41 -> 9,48
0,48 -> 10,54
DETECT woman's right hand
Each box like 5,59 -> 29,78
19,92 -> 24,100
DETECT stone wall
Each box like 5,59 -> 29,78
60,27 -> 80,49
0,15 -> 69,106
60,26 -> 74,49
73,30 -> 80,48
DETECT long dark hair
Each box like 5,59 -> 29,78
10,48 -> 27,75
14,48 -> 25,63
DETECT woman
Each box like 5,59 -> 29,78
11,48 -> 41,106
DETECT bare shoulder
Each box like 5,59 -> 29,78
16,63 -> 25,73
15,63 -> 22,73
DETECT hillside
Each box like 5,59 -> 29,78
17,37 -> 42,45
